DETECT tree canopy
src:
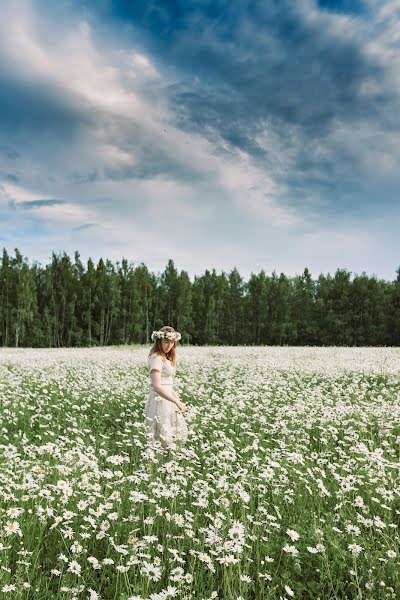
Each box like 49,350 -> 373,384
0,248 -> 398,347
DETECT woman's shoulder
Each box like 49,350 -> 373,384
149,351 -> 162,359
148,352 -> 164,369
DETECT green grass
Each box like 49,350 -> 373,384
0,347 -> 399,599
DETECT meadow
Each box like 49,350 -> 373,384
0,345 -> 399,600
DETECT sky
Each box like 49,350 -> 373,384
0,0 -> 399,282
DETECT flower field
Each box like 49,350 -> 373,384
0,346 -> 399,600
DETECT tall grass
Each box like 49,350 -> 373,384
0,346 -> 399,599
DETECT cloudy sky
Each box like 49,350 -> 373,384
0,0 -> 399,281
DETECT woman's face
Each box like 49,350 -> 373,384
161,338 -> 174,354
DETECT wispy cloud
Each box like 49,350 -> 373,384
72,223 -> 98,232
13,199 -> 66,210
0,0 -> 399,279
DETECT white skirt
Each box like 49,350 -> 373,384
145,386 -> 188,450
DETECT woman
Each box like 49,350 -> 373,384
145,325 -> 189,451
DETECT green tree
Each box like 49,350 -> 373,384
388,267 -> 400,345
93,258 -> 121,346
0,248 -> 12,346
291,267 -> 317,345
243,270 -> 268,345
11,249 -> 37,347
266,271 -> 292,345
0,246 -> 398,348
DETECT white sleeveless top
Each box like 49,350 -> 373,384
148,353 -> 176,387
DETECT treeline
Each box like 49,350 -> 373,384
0,248 -> 399,347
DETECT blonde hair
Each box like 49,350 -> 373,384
148,325 -> 178,366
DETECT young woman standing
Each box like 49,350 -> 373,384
145,325 -> 188,451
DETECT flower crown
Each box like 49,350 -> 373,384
151,330 -> 182,342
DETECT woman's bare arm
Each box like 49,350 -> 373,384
171,389 -> 187,413
150,369 -> 183,407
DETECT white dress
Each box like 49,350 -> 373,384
145,353 -> 188,450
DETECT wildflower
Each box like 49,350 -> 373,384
88,556 -> 101,569
106,455 -> 128,465
173,514 -> 184,526
185,573 -> 193,583
387,550 -> 396,558
264,556 -> 274,563
88,590 -> 100,600
348,543 -> 363,556
58,553 -> 69,562
283,544 -> 299,555
199,553 -> 211,563
1,584 -> 16,592
374,516 -> 386,529
63,527 -> 74,539
141,561 -> 162,582
214,516 -> 223,528
77,500 -> 88,511
284,585 -> 295,597
128,536 -> 138,545
317,479 -> 331,497
261,466 -> 274,479
345,524 -> 361,536
70,541 -> 83,554
4,521 -> 21,536
196,496 -> 208,507
6,507 -> 24,518
217,554 -> 239,565
229,521 -> 246,539
286,529 -> 299,542
68,560 -> 82,575
169,566 -> 184,582
365,582 -> 373,590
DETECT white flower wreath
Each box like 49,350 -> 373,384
151,330 -> 182,342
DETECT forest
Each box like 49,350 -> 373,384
0,247 -> 399,347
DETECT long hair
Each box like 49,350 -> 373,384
148,325 -> 178,366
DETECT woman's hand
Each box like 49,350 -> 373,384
173,391 -> 187,413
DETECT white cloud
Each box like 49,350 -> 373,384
0,0 -> 399,282
0,181 -> 53,204
0,0 -> 304,230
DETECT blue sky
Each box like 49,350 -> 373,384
0,0 -> 399,280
